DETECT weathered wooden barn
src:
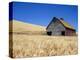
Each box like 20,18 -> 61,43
46,17 -> 76,36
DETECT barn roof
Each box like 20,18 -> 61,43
46,17 -> 75,30
59,20 -> 75,30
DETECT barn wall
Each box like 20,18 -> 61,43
65,28 -> 76,36
52,23 -> 65,36
47,20 -> 65,36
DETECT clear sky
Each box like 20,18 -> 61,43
9,2 -> 78,31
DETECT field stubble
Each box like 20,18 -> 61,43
11,34 -> 78,58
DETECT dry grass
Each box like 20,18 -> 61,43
9,20 -> 46,32
11,34 -> 78,58
9,20 -> 78,58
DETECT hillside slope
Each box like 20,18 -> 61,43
9,20 -> 46,32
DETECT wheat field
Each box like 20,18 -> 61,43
9,34 -> 78,58
9,20 -> 78,58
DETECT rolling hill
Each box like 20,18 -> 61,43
9,20 -> 46,32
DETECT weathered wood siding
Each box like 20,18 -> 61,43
47,20 -> 65,36
65,28 -> 76,36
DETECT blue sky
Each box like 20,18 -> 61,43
9,2 -> 78,31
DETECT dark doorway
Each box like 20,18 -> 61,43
61,31 -> 65,36
47,31 -> 52,36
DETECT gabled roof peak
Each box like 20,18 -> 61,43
60,18 -> 64,20
46,17 -> 75,30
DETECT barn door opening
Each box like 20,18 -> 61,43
61,31 -> 65,36
47,31 -> 52,36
